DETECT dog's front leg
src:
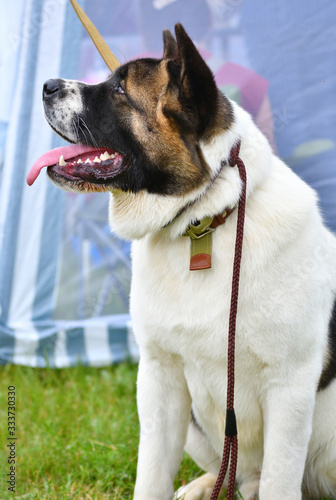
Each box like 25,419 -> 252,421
133,354 -> 191,500
259,364 -> 319,500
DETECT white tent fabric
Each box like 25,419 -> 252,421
0,0 -> 335,367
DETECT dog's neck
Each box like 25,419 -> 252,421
163,152 -> 230,228
108,102 -> 272,241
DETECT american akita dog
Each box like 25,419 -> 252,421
28,24 -> 336,500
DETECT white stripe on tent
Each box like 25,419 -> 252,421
12,322 -> 39,366
0,2 -> 25,240
84,323 -> 113,367
54,329 -> 71,368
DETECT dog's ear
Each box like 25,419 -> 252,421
173,23 -> 218,135
163,29 -> 178,60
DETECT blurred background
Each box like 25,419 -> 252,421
0,0 -> 335,367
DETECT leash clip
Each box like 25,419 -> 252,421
183,216 -> 215,271
183,210 -> 231,271
185,216 -> 215,240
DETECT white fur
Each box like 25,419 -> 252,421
44,79 -> 84,143
108,102 -> 336,499
174,473 -> 219,499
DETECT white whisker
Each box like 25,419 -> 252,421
79,117 -> 99,150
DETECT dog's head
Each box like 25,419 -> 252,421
30,24 -> 232,193
28,24 -> 246,238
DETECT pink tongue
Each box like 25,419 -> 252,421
27,145 -> 102,186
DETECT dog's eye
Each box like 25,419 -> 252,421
114,85 -> 125,95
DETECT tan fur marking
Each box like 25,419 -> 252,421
125,60 -> 210,193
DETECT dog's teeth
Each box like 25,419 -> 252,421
101,151 -> 112,160
85,158 -> 91,163
77,159 -> 83,164
59,155 -> 66,166
93,157 -> 101,163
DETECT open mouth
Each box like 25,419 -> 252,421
27,144 -> 127,187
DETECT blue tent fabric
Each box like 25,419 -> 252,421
0,0 -> 335,367
0,0 -> 132,367
241,0 -> 336,231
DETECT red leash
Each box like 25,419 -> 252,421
210,141 -> 247,500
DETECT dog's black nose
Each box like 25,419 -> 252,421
43,79 -> 62,99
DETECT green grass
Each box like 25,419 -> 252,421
0,363 -> 332,499
0,363 -> 200,499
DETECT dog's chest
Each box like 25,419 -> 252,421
131,234 -> 265,450
130,223 -> 332,379
130,233 -> 258,363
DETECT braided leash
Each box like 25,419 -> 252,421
210,141 -> 247,500
66,3 -> 247,495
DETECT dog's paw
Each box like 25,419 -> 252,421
237,472 -> 260,500
174,473 -> 224,500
